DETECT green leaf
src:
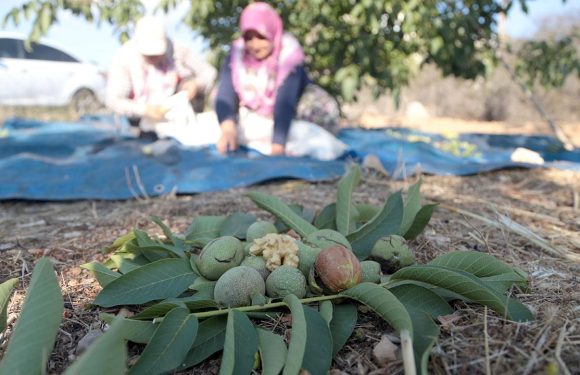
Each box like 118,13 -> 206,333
336,164 -> 361,235
110,253 -> 149,274
348,191 -> 404,259
185,215 -> 226,245
329,303 -> 358,357
247,192 -> 317,237
283,295 -> 333,375
94,258 -> 197,307
134,229 -> 186,259
480,272 -> 529,293
257,328 -> 287,375
399,179 -> 422,236
0,258 -> 63,375
403,204 -> 437,240
427,251 -> 524,278
104,231 -> 136,253
99,313 -> 158,344
275,204 -> 316,233
319,300 -> 333,326
341,283 -> 413,334
314,203 -> 337,230
63,317 -> 127,375
81,262 -> 121,287
132,295 -> 218,320
129,307 -> 199,375
390,265 -> 533,321
0,278 -> 18,332
355,203 -> 380,223
389,284 -> 453,319
219,310 -> 259,375
219,212 -> 257,239
150,215 -> 186,249
181,316 -> 227,369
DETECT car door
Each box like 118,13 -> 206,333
0,37 -> 28,105
20,42 -> 80,105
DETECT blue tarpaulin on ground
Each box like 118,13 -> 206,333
0,116 -> 578,201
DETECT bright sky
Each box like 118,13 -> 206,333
0,0 -> 578,69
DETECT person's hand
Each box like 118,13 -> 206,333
270,143 -> 286,156
179,80 -> 198,101
144,104 -> 167,121
217,120 -> 238,154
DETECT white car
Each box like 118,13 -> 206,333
0,32 -> 106,114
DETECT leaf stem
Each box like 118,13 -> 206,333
400,329 -> 416,375
152,295 -> 341,323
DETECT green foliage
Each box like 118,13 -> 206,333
129,307 -> 198,375
0,278 -> 18,332
3,0 -> 576,103
347,191 -> 404,259
219,212 -> 257,239
0,258 -> 63,375
256,328 -> 288,375
283,295 -> 333,375
246,191 -> 318,237
181,316 -> 227,368
328,303 -> 358,357
514,33 -> 580,89
100,313 -> 158,344
342,283 -> 413,335
220,310 -> 258,375
81,262 -> 121,287
93,258 -> 197,307
336,163 -> 361,235
391,265 -> 532,321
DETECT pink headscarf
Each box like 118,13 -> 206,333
230,2 -> 305,116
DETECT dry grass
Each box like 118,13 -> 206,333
0,166 -> 579,374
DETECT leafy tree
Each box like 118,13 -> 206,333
2,0 -> 578,104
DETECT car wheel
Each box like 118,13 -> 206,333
70,88 -> 102,117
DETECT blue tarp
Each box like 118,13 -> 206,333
1,116 -> 578,201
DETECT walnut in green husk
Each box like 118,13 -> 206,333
265,265 -> 307,299
296,241 -> 321,277
368,235 -> 415,274
246,221 -> 278,242
241,256 -> 270,280
304,229 -> 351,250
360,260 -> 382,283
213,266 -> 266,307
196,236 -> 244,280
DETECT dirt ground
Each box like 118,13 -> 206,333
0,117 -> 579,374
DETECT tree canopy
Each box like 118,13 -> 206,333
2,0 -> 578,103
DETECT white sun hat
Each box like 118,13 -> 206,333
134,16 -> 168,56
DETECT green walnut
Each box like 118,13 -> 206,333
241,256 -> 271,280
265,265 -> 307,299
360,260 -> 382,283
246,221 -> 278,242
368,235 -> 415,274
214,266 -> 266,307
305,229 -> 351,250
296,241 -> 321,277
196,236 -> 244,280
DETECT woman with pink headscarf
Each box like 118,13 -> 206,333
214,2 -> 345,160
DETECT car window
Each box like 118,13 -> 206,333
24,43 -> 79,63
0,38 -> 21,58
